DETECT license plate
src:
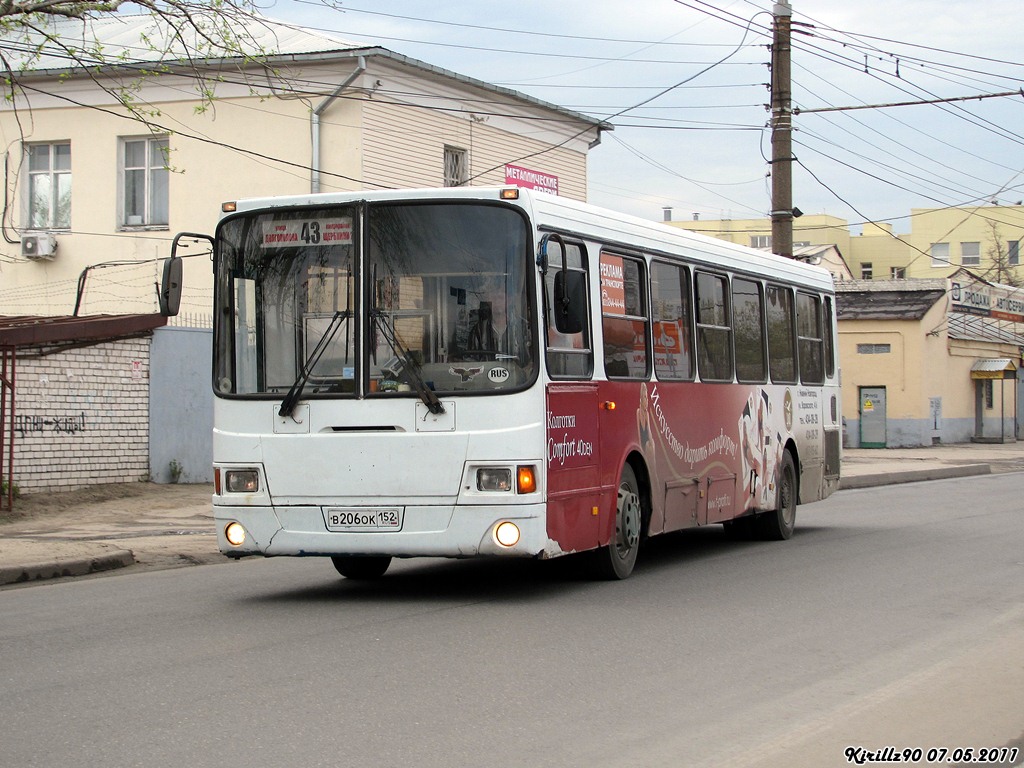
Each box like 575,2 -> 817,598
323,507 -> 403,532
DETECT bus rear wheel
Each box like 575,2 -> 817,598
758,451 -> 797,541
595,463 -> 642,580
331,555 -> 392,580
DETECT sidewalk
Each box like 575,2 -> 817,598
2,441 -> 1022,586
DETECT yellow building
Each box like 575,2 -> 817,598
0,15 -> 607,320
666,204 -> 1024,284
666,212 -> 852,255
837,276 -> 1020,446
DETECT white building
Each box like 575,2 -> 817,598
0,14 -> 608,319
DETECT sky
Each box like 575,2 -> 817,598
261,0 -> 1024,233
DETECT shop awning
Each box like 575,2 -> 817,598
970,358 -> 1017,379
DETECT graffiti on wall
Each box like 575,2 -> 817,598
14,413 -> 87,438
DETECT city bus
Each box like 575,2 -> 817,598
184,187 -> 840,580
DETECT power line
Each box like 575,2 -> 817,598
795,89 -> 1024,115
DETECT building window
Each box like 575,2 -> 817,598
1009,240 -> 1019,266
984,379 -> 994,410
890,266 -> 906,278
750,235 -> 771,249
961,241 -> 980,267
860,262 -> 873,279
26,142 -> 71,229
857,343 -> 891,354
444,145 -> 468,187
930,242 -> 950,268
121,136 -> 169,227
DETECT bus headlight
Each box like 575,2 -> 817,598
477,468 -> 512,492
224,522 -> 247,547
225,469 -> 259,494
494,521 -> 521,548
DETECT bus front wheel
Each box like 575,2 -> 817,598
331,555 -> 392,580
758,451 -> 797,541
595,463 -> 642,579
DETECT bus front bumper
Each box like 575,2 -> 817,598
213,502 -> 556,560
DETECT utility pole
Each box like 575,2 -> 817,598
770,0 -> 794,259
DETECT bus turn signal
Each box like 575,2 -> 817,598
517,465 -> 537,494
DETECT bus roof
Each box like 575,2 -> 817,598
224,187 -> 835,294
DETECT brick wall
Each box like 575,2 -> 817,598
10,337 -> 152,492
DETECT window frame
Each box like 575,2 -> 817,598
960,241 -> 980,267
796,291 -> 825,385
930,242 -> 950,268
443,145 -> 468,187
600,250 -> 650,380
119,135 -> 169,229
732,276 -> 767,384
766,284 -> 797,385
694,270 -> 734,383
25,141 -> 71,230
650,260 -> 695,382
543,235 -> 593,380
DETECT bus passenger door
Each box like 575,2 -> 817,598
546,384 -> 602,553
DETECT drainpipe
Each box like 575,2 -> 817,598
311,56 -> 366,194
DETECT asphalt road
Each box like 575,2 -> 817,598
2,474 -> 1022,768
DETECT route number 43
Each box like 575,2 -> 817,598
301,221 -> 321,244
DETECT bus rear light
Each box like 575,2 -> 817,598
516,465 -> 537,494
224,522 -> 246,547
477,468 -> 512,492
225,469 -> 259,494
494,521 -> 520,548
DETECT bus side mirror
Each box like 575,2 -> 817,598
162,231 -> 214,316
553,270 -> 586,334
159,256 -> 182,317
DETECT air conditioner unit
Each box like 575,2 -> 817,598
21,233 -> 57,260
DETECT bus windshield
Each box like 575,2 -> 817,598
213,201 -> 536,399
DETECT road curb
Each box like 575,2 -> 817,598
839,463 -> 992,490
0,549 -> 135,586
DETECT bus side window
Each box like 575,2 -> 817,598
695,271 -> 733,382
544,238 -> 593,379
824,295 -> 836,379
766,284 -> 796,384
733,277 -> 767,384
651,261 -> 694,381
797,291 -> 824,384
601,252 -> 649,379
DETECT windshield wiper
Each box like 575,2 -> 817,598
371,311 -> 445,415
279,310 -> 348,418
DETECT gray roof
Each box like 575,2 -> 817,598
8,14 -> 610,131
12,14 -> 367,70
836,287 -> 946,320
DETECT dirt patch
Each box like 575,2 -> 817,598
0,482 -> 212,526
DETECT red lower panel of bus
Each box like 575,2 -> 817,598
546,380 -> 813,554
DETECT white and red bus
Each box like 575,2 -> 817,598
189,187 -> 840,580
